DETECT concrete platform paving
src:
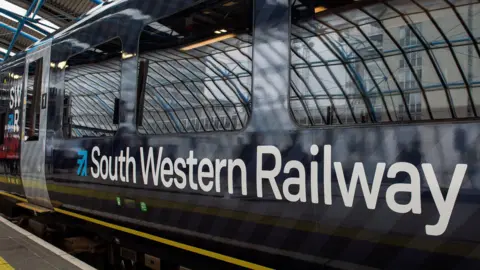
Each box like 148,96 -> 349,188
0,215 -> 95,270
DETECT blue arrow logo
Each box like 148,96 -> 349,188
77,150 -> 88,176
8,114 -> 13,131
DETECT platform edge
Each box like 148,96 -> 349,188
0,215 -> 96,270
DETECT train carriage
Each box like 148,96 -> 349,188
1,0 -> 480,269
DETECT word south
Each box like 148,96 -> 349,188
90,145 -> 468,237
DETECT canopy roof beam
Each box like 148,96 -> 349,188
0,38 -> 21,53
4,0 -> 45,61
0,21 -> 38,42
0,7 -> 49,35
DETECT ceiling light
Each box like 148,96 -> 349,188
57,61 -> 67,69
223,1 -> 237,7
220,29 -> 227,33
214,30 -> 222,34
10,73 -> 21,80
315,6 -> 327,13
122,52 -> 136,59
0,47 -> 15,57
180,33 -> 236,51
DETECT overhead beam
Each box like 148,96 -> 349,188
4,0 -> 44,61
7,0 -> 66,27
0,7 -> 49,35
0,21 -> 38,42
34,1 -> 75,21
0,38 -> 22,53
7,0 -> 104,30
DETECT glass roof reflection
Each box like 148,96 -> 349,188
290,0 -> 480,126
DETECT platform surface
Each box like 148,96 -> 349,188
0,215 -> 94,270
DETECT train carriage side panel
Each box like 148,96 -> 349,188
0,59 -> 26,196
40,0 -> 480,269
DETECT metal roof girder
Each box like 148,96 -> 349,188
5,0 -> 45,60
0,7 -> 49,35
383,1 -> 457,119
0,21 -> 38,42
361,7 -> 435,120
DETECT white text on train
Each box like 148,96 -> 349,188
89,145 -> 467,237
8,84 -> 21,132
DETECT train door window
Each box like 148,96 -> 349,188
0,72 -> 8,144
63,37 -> 123,138
290,0 -> 480,126
25,58 -> 43,141
0,111 -> 5,145
136,0 -> 253,135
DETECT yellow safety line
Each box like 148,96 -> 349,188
0,190 -> 271,269
0,257 -> 15,270
0,191 -> 27,203
2,181 -> 480,261
16,202 -> 51,213
0,190 -> 278,270
53,208 -> 272,270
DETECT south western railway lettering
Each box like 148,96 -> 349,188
90,145 -> 467,237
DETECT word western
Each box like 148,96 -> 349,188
88,145 -> 467,236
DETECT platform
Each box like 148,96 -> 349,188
0,215 -> 95,270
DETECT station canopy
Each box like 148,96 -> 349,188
0,0 -> 101,61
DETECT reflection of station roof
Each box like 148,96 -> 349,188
64,0 -> 480,133
291,0 -> 480,124
10,0 -> 478,134
0,0 -> 357,60
64,0 -> 261,136
65,32 -> 255,136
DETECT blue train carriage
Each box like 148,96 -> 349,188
1,0 -> 480,269
0,53 -> 31,198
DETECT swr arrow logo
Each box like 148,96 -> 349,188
8,114 -> 13,131
77,150 -> 88,176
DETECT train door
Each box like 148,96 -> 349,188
20,41 -> 53,209
0,64 -> 25,195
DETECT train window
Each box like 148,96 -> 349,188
136,0 -> 253,134
0,66 -> 23,145
0,112 -> 5,145
0,74 -> 9,145
25,58 -> 43,141
0,74 -> 9,108
289,0 -> 480,126
63,37 -> 123,138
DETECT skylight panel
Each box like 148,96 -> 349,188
0,47 -> 15,56
0,0 -> 59,34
